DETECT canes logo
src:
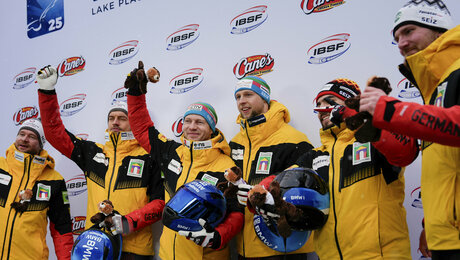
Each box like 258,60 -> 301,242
76,133 -> 89,140
169,68 -> 204,94
109,40 -> 139,65
13,106 -> 39,126
234,53 -> 274,79
57,56 -> 85,77
230,5 -> 268,34
410,187 -> 423,209
27,0 -> 64,39
166,24 -> 200,51
72,216 -> 86,235
307,33 -> 350,64
13,68 -> 36,89
60,94 -> 87,117
300,0 -> 345,15
397,78 -> 421,99
66,174 -> 87,197
111,87 -> 128,104
172,117 -> 184,137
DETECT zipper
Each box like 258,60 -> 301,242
107,133 -> 119,200
242,121 -> 252,257
330,130 -> 343,260
2,155 -> 32,259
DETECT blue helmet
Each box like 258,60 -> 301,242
275,167 -> 329,230
162,180 -> 226,232
71,228 -> 122,260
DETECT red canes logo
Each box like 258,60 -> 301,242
169,68 -> 204,94
60,94 -> 87,117
300,0 -> 345,15
13,67 -> 36,89
57,56 -> 86,76
233,53 -> 274,79
172,117 -> 184,137
13,106 -> 39,125
230,5 -> 268,34
72,216 -> 86,235
166,24 -> 200,51
109,40 -> 139,65
307,33 -> 351,64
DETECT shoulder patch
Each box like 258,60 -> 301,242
255,152 -> 272,174
36,183 -> 51,201
352,142 -> 371,165
168,159 -> 182,175
127,159 -> 144,178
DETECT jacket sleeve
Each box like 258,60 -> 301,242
372,129 -> 419,167
124,199 -> 165,233
38,89 -> 74,158
373,96 -> 460,147
127,93 -> 154,153
48,179 -> 73,260
214,211 -> 244,250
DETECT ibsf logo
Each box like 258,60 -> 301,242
169,68 -> 204,94
111,87 -> 128,104
234,53 -> 274,79
13,106 -> 39,126
109,40 -> 139,65
166,24 -> 200,51
410,187 -> 423,209
72,216 -> 86,235
172,117 -> 184,137
397,78 -> 421,99
57,56 -> 86,77
13,68 -> 36,90
60,94 -> 87,117
76,133 -> 89,140
307,33 -> 351,64
27,0 -> 65,39
230,5 -> 268,35
66,174 -> 87,196
300,0 -> 345,15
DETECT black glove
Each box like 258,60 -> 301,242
178,219 -> 221,249
354,118 -> 382,143
124,61 -> 148,95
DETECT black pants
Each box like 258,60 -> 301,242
431,250 -> 460,260
121,252 -> 154,260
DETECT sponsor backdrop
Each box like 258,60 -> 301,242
1,1 -> 459,259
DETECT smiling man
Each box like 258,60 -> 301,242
359,0 -> 460,258
230,75 -> 316,259
0,118 -> 73,259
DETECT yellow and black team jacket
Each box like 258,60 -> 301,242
373,25 -> 460,251
229,101 -> 314,258
295,124 -> 411,260
128,93 -> 243,260
0,145 -> 73,260
38,90 -> 164,256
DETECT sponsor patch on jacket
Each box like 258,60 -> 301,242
256,152 -> 272,174
231,149 -> 244,161
33,156 -> 46,165
120,132 -> 135,140
312,155 -> 329,170
14,151 -> 24,162
127,159 -> 144,178
168,159 -> 182,175
36,183 -> 51,201
62,191 -> 69,204
201,174 -> 218,186
0,173 -> 11,186
193,140 -> 212,150
434,82 -> 447,107
93,153 -> 109,166
352,142 -> 371,165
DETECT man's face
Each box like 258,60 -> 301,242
15,129 -> 41,155
108,111 -> 131,132
235,90 -> 269,119
183,114 -> 213,141
316,94 -> 346,129
394,24 -> 443,57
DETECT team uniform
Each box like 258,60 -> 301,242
230,100 -> 314,258
127,93 -> 244,260
38,90 -> 164,257
373,24 -> 460,251
0,145 -> 73,260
